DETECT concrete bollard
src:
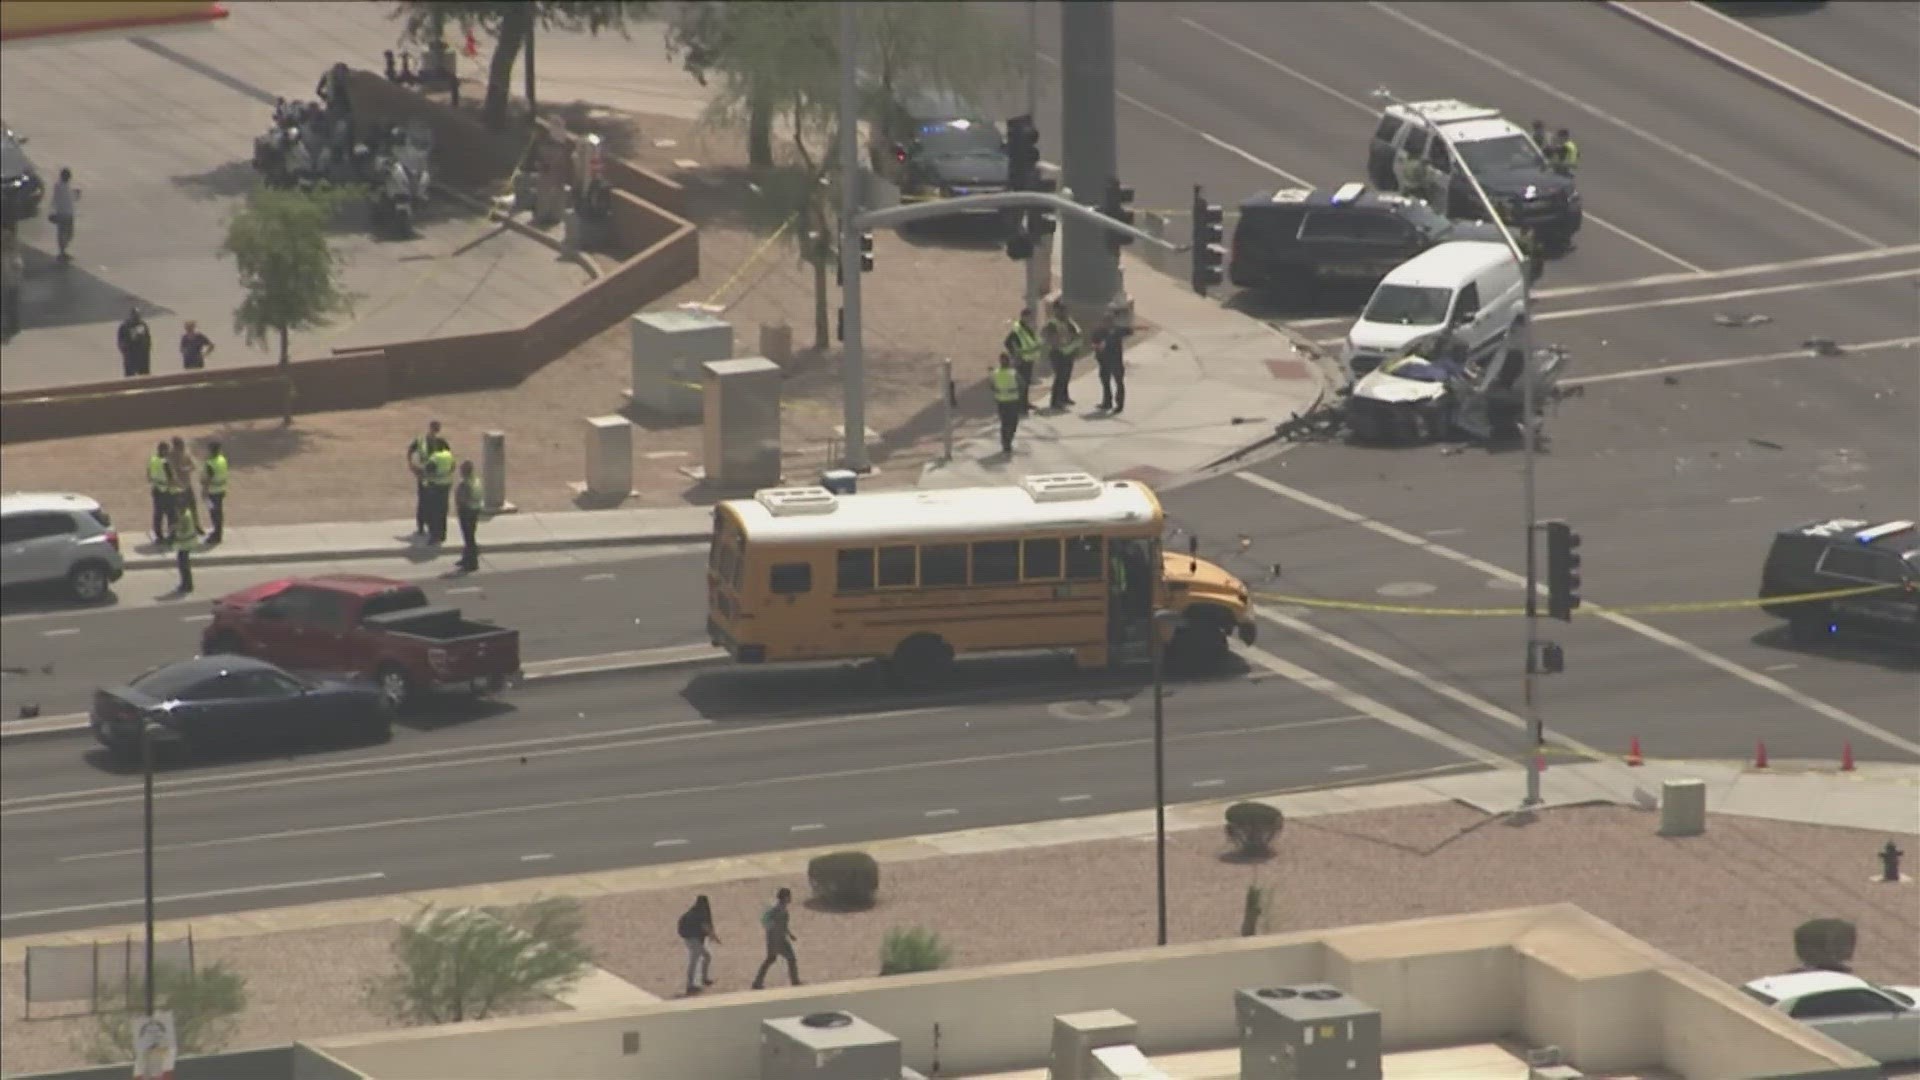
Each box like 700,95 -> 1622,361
1658,778 -> 1707,837
481,431 -> 513,513
582,415 -> 634,501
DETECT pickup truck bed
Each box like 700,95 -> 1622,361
363,605 -> 514,643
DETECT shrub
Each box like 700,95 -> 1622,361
808,850 -> 881,909
366,897 -> 593,1024
1224,801 -> 1284,858
82,962 -> 247,1064
879,927 -> 951,976
1793,918 -> 1857,972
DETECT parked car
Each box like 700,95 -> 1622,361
91,655 -> 391,761
0,492 -> 125,601
1,124 -> 44,227
200,574 -> 521,710
1742,971 -> 1920,1064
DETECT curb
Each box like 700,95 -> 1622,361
1604,1 -> 1919,159
0,646 -> 726,744
118,530 -> 710,572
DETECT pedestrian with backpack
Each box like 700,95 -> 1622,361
676,895 -> 719,996
750,887 -> 801,989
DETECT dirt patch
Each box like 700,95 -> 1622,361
0,110 -> 1024,530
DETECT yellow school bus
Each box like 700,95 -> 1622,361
705,472 -> 1258,680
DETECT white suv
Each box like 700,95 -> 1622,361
0,493 -> 125,601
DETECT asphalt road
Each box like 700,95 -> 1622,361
1714,0 -> 1920,106
0,545 -> 707,722
0,647 -> 1487,934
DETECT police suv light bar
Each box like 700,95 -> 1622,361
1855,521 -> 1915,544
1331,182 -> 1366,205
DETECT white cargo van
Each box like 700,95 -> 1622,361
1344,240 -> 1525,381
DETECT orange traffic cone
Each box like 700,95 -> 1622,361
1753,740 -> 1769,769
1626,736 -> 1644,767
1841,741 -> 1855,772
462,29 -> 480,58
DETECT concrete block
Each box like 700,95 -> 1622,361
702,358 -> 782,493
1659,779 -> 1706,837
1051,1009 -> 1139,1080
1090,1044 -> 1170,1080
760,323 -> 793,368
481,430 -> 514,512
582,415 -> 633,500
630,311 -> 733,419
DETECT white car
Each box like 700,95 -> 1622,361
1742,971 -> 1920,1064
0,492 -> 125,601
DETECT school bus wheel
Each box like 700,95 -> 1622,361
889,634 -> 955,687
1168,608 -> 1235,669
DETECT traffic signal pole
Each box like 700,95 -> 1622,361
1059,0 -> 1121,325
836,1 -> 868,473
1023,0 -> 1042,325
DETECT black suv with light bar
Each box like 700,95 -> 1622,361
875,89 -> 1008,224
1228,181 -> 1499,298
1760,518 -> 1918,647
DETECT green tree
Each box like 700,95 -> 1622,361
393,2 -> 649,129
220,185 -> 356,425
81,962 -> 248,1064
367,898 -> 593,1024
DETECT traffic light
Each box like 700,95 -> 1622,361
1027,173 -> 1058,244
1004,222 -> 1033,261
1545,520 -> 1582,621
858,229 -> 874,273
1007,114 -> 1040,192
1190,185 -> 1225,295
1101,176 -> 1136,246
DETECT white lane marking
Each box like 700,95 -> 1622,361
41,628 -> 79,637
1238,472 -> 1920,759
1059,794 -> 1093,803
1330,764 -> 1370,773
1368,1 -> 1884,247
653,838 -> 688,848
1378,581 -> 1438,598
1566,335 -> 1920,388
0,872 -> 387,923
446,586 -> 483,595
790,823 -> 825,833
1282,244 -> 1920,329
1426,528 -> 1466,537
924,808 -> 959,817
179,613 -> 212,623
57,717 -> 1370,862
1039,51 -> 1314,187
1729,496 -> 1765,504
519,852 -> 553,862
1176,14 -> 1702,272
1679,2 -> 1920,133
1238,642 -> 1519,772
1192,778 -> 1226,788
1536,267 -> 1915,325
1764,663 -> 1799,673
582,573 -> 616,582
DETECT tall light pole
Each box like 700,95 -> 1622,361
1149,608 -> 1179,947
1023,0 -> 1042,324
142,720 -> 159,1016
1372,88 -> 1543,807
836,0 -> 869,473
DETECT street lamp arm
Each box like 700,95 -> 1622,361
854,192 -> 1184,252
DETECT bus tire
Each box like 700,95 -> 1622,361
1168,609 -> 1234,673
890,634 -> 954,687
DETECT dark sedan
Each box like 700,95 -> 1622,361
91,655 -> 391,760
1,126 -> 43,227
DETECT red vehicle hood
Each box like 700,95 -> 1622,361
215,578 -> 296,611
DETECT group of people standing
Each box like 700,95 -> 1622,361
405,420 -> 485,572
992,297 -> 1132,455
146,436 -> 229,593
117,309 -> 217,379
675,887 -> 802,998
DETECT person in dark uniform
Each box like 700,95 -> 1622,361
118,309 -> 152,378
1092,312 -> 1129,415
455,459 -> 483,571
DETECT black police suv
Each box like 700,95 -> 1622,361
1228,182 -> 1500,298
875,90 -> 1008,221
2,125 -> 45,228
1759,518 -> 1918,648
1366,102 -> 1582,247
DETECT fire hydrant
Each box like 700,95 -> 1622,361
1880,840 -> 1905,883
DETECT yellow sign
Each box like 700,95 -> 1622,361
1,2 -> 227,42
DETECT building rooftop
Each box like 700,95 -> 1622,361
962,1040 -> 1678,1079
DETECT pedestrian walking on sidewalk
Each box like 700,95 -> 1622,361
406,421 -> 445,535
117,308 -> 152,378
676,895 -> 720,996
455,459 -> 483,571
201,440 -> 229,545
49,168 -> 78,264
1093,310 -> 1129,415
179,321 -> 216,370
991,352 -> 1024,455
171,500 -> 200,594
422,441 -> 456,545
750,887 -> 801,989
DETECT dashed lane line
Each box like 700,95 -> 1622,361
1565,335 -> 1920,387
1,872 -> 387,924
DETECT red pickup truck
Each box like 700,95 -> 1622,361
201,574 -> 521,710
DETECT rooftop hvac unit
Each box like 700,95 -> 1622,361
1236,984 -> 1382,1080
756,487 -> 840,516
1021,472 -> 1105,503
761,1012 -> 903,1080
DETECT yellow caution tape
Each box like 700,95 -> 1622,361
704,212 -> 797,308
1253,583 -> 1899,619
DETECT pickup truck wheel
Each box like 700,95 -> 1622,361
203,632 -> 243,656
67,562 -> 112,602
376,665 -> 414,711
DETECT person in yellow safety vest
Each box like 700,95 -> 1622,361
990,352 -> 1024,455
1002,309 -> 1042,414
1548,128 -> 1579,175
455,460 -> 484,572
1044,298 -> 1084,412
406,420 -> 445,535
147,441 -> 175,542
201,440 -> 229,546
171,499 -> 200,594
423,443 -> 457,545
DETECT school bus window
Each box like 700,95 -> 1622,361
1065,536 -> 1104,580
878,545 -> 917,588
1022,537 -> 1062,580
972,540 -> 1020,585
770,562 -> 812,595
921,543 -> 969,587
836,548 -> 876,592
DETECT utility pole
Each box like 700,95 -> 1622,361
143,722 -> 157,1017
1023,0 -> 1042,324
1059,0 -> 1120,326
836,1 -> 868,472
